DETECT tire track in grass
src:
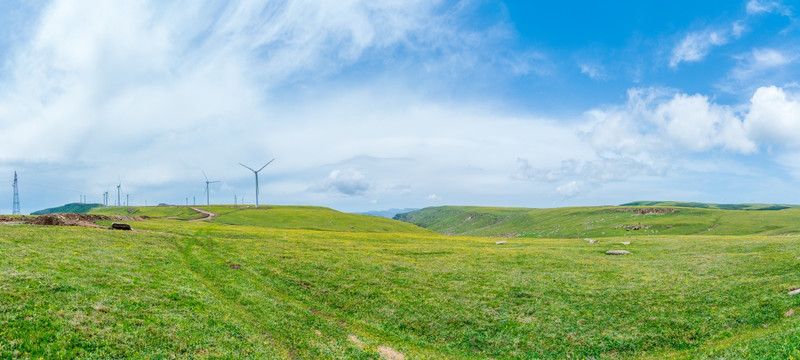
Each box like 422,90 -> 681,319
181,234 -> 448,359
178,236 -> 386,359
174,237 -> 287,359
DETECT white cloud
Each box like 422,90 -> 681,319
744,86 -> 800,146
579,63 -> 606,80
670,29 -> 730,67
585,85 -> 800,156
555,180 -> 585,197
751,48 -> 791,67
312,169 -> 370,196
585,88 -> 757,154
657,93 -> 755,153
518,157 -> 666,198
732,21 -> 747,38
746,0 -> 792,16
728,48 -> 792,83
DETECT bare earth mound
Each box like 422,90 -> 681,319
29,213 -> 110,227
20,213 -> 149,228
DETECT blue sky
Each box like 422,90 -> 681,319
1,0 -> 799,214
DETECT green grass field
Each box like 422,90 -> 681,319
89,205 -> 206,220
2,205 -> 800,358
394,205 -> 800,238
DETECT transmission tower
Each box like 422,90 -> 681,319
12,171 -> 20,215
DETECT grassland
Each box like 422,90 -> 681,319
621,201 -> 798,211
394,205 -> 800,238
89,205 -> 205,220
2,205 -> 800,359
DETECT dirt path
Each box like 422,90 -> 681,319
189,207 -> 219,222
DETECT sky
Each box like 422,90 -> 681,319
1,0 -> 799,214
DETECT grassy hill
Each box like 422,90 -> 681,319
621,201 -> 798,211
31,203 -> 104,215
89,205 -> 432,234
393,205 -> 800,238
3,205 -> 800,358
210,206 -> 431,234
89,205 -> 206,220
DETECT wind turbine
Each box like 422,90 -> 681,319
239,159 -> 274,208
203,170 -> 220,206
116,181 -> 121,207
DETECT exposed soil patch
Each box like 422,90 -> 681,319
30,213 -> 110,228
0,215 -> 26,224
348,334 -> 364,348
16,213 -> 147,228
378,346 -> 405,360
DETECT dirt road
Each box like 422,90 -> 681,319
189,207 -> 219,222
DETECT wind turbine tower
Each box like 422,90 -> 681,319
203,171 -> 220,206
116,182 -> 121,207
239,159 -> 274,208
12,171 -> 20,215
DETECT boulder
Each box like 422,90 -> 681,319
621,241 -> 630,245
606,250 -> 631,255
495,241 -> 508,245
111,222 -> 132,230
789,288 -> 800,296
585,238 -> 598,243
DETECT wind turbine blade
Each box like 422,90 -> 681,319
210,181 -> 220,184
203,170 -> 209,181
257,159 -> 275,172
239,163 -> 256,172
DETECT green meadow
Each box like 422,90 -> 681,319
394,205 -> 800,238
1,205 -> 799,359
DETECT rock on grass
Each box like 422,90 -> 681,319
606,250 -> 631,255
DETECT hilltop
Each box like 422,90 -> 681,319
394,203 -> 800,238
31,202 -> 104,215
621,201 -> 798,211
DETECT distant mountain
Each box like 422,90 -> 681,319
355,208 -> 419,218
31,203 -> 104,215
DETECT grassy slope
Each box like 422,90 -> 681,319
31,203 -> 104,215
209,205 -> 433,234
89,206 -> 203,220
89,205 -> 431,234
622,201 -> 798,211
394,205 -> 800,238
2,216 -> 800,358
